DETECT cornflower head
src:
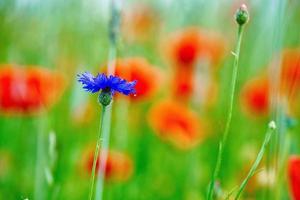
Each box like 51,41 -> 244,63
77,72 -> 137,106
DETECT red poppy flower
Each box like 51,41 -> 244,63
148,100 -> 204,149
114,58 -> 162,101
0,64 -> 65,115
172,67 -> 194,100
172,66 -> 219,104
240,76 -> 269,116
164,28 -> 226,68
165,28 -> 225,102
280,49 -> 300,100
85,149 -> 133,181
166,28 -> 201,67
288,156 -> 300,200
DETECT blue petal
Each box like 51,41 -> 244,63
108,75 -> 137,95
94,73 -> 109,89
77,72 -> 100,93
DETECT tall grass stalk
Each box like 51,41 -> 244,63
234,121 -> 277,200
207,23 -> 245,200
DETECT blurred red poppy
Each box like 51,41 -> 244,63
165,28 -> 225,102
172,67 -> 219,105
148,100 -> 204,149
113,58 -> 162,101
122,3 -> 159,42
0,64 -> 65,115
164,28 -> 226,68
240,76 -> 269,116
280,49 -> 300,100
242,49 -> 300,116
288,155 -> 300,200
172,67 -> 194,100
85,149 -> 133,181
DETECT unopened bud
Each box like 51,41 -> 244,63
98,90 -> 112,106
235,4 -> 249,26
268,121 -> 276,130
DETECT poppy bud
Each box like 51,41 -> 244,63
235,4 -> 249,26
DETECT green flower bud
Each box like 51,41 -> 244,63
268,121 -> 276,130
98,90 -> 112,106
235,4 -> 249,26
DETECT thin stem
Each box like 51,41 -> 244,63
34,116 -> 47,200
95,105 -> 112,200
223,25 -> 243,145
234,121 -> 276,200
224,186 -> 238,200
88,106 -> 106,200
264,136 -> 272,200
207,25 -> 244,200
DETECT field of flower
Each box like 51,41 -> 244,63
0,0 -> 300,200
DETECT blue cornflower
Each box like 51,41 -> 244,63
77,72 -> 137,106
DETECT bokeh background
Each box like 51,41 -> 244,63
0,0 -> 300,199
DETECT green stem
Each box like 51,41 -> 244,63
95,105 -> 112,200
234,121 -> 276,200
88,106 -> 107,200
207,25 -> 244,200
34,116 -> 47,200
264,136 -> 272,200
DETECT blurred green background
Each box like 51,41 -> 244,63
0,0 -> 300,199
